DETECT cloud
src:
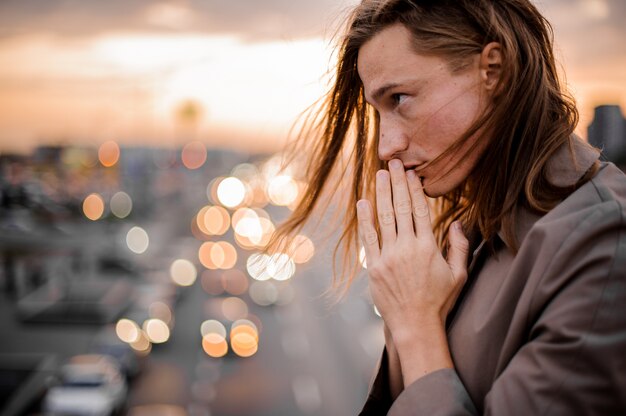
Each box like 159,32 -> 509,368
0,0 -> 358,42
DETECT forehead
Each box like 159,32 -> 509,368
357,23 -> 447,96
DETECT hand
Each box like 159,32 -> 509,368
356,159 -> 470,339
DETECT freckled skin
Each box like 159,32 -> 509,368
357,23 -> 492,197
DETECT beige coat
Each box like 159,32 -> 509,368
360,138 -> 626,415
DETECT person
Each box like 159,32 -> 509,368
272,0 -> 626,414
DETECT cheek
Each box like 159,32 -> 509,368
424,92 -> 481,149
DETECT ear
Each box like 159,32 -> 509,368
479,42 -> 502,92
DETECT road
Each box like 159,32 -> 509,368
0,165 -> 384,416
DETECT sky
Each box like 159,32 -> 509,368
0,0 -> 624,154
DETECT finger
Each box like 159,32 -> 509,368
388,159 -> 415,239
376,170 -> 397,246
357,199 -> 381,264
447,221 -> 470,285
406,170 -> 433,238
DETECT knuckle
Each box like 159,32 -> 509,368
395,199 -> 411,215
379,210 -> 395,225
413,203 -> 429,219
364,231 -> 379,245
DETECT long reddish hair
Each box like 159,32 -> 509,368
270,0 -> 596,296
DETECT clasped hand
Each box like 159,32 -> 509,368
356,159 -> 470,341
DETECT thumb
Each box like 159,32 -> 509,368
447,221 -> 470,284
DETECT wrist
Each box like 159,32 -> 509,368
390,318 -> 453,386
389,313 -> 444,347
392,318 -> 443,351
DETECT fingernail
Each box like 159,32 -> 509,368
406,170 -> 416,179
390,159 -> 402,169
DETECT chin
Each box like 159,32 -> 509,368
422,178 -> 455,198
421,180 -> 438,198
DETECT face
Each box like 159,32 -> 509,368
357,23 -> 491,197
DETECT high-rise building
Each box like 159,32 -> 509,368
588,105 -> 626,168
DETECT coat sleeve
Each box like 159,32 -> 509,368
370,200 -> 626,415
359,347 -> 394,415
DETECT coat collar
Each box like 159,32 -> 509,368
496,135 -> 600,249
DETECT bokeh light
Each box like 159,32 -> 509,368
216,177 -> 246,208
110,191 -> 133,219
249,281 -> 278,306
230,319 -> 259,358
82,193 -> 105,221
202,333 -> 228,358
267,175 -> 299,206
201,320 -> 228,358
210,243 -> 225,268
130,330 -> 152,355
231,319 -> 259,335
200,320 -> 227,339
98,140 -> 120,167
230,324 -> 258,358
116,318 -> 140,344
246,253 -> 272,281
233,210 -> 275,249
206,177 -> 224,205
221,269 -> 249,295
170,258 -> 197,286
199,242 -> 218,270
201,270 -> 224,295
149,301 -> 173,326
208,241 -> 237,270
143,319 -> 170,344
126,226 -> 149,254
232,208 -> 262,245
261,155 -> 286,179
221,297 -> 248,321
288,234 -> 315,264
181,140 -> 207,170
195,206 -> 211,236
203,205 -> 230,235
237,169 -> 269,208
267,253 -> 296,281
231,163 -> 259,181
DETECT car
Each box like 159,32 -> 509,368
43,354 -> 127,416
91,327 -> 142,379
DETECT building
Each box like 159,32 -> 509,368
588,105 -> 626,170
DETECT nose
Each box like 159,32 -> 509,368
377,117 -> 409,161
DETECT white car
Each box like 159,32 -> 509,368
43,354 -> 127,416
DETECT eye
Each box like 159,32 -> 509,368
391,93 -> 408,106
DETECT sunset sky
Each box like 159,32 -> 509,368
0,0 -> 624,154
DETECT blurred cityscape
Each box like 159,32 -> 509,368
1,0 -> 624,414
0,140 -> 384,416
1,103 -> 624,416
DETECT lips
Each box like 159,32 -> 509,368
403,163 -> 425,171
403,164 -> 427,185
